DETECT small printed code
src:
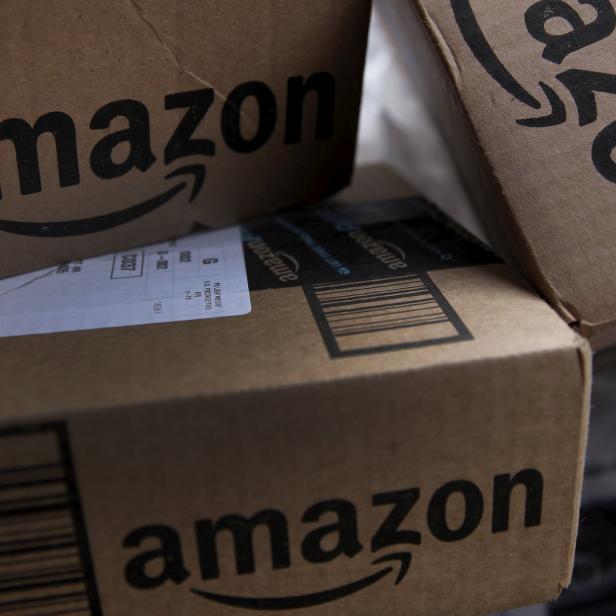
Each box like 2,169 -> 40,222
0,425 -> 100,615
305,273 -> 471,358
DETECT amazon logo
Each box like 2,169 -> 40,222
348,229 -> 409,271
0,72 -> 336,237
451,0 -> 616,183
122,468 -> 543,611
246,238 -> 300,283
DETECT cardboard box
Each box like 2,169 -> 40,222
0,195 -> 590,615
0,0 -> 371,278
378,0 -> 616,350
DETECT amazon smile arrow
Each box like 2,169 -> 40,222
0,165 -> 206,238
190,552 -> 412,611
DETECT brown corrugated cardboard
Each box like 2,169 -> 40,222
379,0 -> 616,350
0,195 -> 590,615
0,0 -> 371,278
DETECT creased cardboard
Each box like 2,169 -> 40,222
0,188 -> 591,615
0,0 -> 371,278
379,0 -> 616,349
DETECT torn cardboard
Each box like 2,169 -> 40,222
0,0 -> 371,277
378,0 -> 616,349
0,195 -> 590,615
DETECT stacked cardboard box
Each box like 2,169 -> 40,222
0,1 -> 605,613
378,0 -> 616,350
0,1 -> 371,276
0,178 -> 591,615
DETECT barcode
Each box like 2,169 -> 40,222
0,425 -> 100,615
305,273 -> 471,358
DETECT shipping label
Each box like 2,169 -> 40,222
0,226 -> 250,337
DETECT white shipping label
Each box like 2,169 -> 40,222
0,226 -> 251,338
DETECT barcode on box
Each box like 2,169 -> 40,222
305,273 -> 471,358
0,424 -> 101,615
